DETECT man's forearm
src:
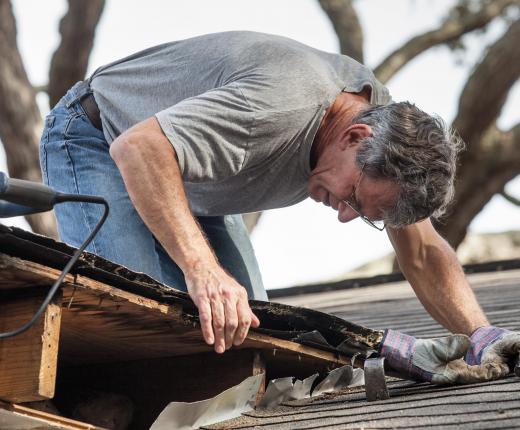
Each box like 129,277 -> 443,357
109,117 -> 260,353
388,220 -> 488,335
110,118 -> 217,272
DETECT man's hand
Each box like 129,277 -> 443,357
110,118 -> 261,354
379,329 -> 507,385
186,263 -> 260,354
465,326 -> 520,376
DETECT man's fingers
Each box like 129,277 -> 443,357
250,311 -> 260,328
198,300 -> 214,346
211,299 -> 226,354
223,298 -> 239,350
435,359 -> 510,385
234,300 -> 252,346
187,270 -> 259,353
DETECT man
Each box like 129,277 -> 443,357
40,32 -> 518,380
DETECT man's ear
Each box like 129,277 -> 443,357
341,124 -> 372,149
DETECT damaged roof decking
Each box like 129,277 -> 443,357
0,224 -> 379,369
206,268 -> 520,429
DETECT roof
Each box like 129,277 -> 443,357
1,224 -> 519,429
206,265 -> 520,429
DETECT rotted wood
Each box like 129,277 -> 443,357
0,226 -> 382,360
0,252 -> 355,368
0,289 -> 62,403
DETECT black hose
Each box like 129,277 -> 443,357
0,193 -> 109,339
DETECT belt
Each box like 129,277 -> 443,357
78,83 -> 103,131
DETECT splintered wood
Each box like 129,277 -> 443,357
0,252 -> 350,407
0,290 -> 62,402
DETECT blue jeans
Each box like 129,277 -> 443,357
39,81 -> 267,300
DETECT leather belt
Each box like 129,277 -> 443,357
78,85 -> 103,131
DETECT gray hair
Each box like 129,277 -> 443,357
353,102 -> 464,228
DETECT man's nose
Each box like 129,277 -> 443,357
338,202 -> 360,223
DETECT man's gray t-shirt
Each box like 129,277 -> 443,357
89,31 -> 392,216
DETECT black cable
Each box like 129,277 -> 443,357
0,193 -> 109,339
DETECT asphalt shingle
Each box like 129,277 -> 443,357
206,267 -> 520,429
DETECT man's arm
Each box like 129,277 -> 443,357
387,218 -> 488,335
109,117 -> 259,353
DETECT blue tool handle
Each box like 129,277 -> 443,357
0,172 -> 57,211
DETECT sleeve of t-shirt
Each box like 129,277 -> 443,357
155,83 -> 253,183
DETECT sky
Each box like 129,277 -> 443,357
2,0 -> 519,289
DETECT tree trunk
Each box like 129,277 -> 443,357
318,0 -> 364,63
0,0 -> 56,237
0,0 -> 106,238
48,0 -> 105,107
437,124 -> 520,248
436,18 -> 520,248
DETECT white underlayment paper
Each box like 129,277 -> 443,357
149,373 -> 263,430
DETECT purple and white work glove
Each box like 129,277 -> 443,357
378,328 -> 518,385
465,326 -> 520,376
378,329 -> 472,385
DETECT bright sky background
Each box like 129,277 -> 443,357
2,0 -> 519,289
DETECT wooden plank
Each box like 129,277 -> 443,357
0,253 -> 62,290
0,401 -> 106,429
246,332 -> 351,367
253,351 -> 266,406
0,254 -> 351,369
57,349 -> 267,430
0,290 -> 62,403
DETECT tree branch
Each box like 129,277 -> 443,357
48,0 -> 105,107
453,16 -> 520,150
501,189 -> 520,206
436,121 -> 520,248
374,0 -> 519,83
437,16 -> 520,248
0,0 -> 57,237
242,212 -> 263,234
318,0 -> 364,63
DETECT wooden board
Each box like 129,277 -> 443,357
0,254 -> 350,370
0,249 -> 353,429
0,401 -> 105,429
0,290 -> 62,403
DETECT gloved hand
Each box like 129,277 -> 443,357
379,329 -> 507,385
465,326 -> 520,376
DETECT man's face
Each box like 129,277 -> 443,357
308,131 -> 399,224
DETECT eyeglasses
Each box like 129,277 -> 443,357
342,164 -> 386,231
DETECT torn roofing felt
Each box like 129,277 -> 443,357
0,224 -> 381,360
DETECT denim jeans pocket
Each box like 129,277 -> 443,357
39,115 -> 56,184
63,110 -> 107,145
64,112 -> 87,140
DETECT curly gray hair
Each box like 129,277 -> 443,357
353,102 -> 464,228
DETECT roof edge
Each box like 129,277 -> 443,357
267,258 -> 520,299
